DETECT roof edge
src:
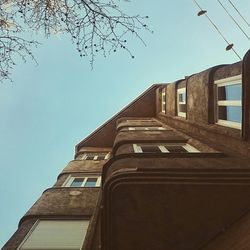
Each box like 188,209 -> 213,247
75,83 -> 162,153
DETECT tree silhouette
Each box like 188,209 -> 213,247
0,0 -> 150,82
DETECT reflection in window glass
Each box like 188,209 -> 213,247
97,155 -> 106,160
218,84 -> 241,101
85,178 -> 98,187
215,75 -> 242,129
70,178 -> 85,187
65,176 -> 101,187
218,106 -> 241,123
179,93 -> 186,103
177,88 -> 186,118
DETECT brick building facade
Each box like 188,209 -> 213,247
3,49 -> 250,250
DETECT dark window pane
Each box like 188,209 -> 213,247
70,178 -> 85,187
141,145 -> 161,153
179,104 -> 186,113
166,145 -> 187,153
218,106 -> 241,123
85,178 -> 98,187
218,84 -> 241,101
86,155 -> 95,160
97,155 -> 106,160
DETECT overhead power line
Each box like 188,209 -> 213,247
217,0 -> 250,40
192,0 -> 241,60
227,0 -> 250,28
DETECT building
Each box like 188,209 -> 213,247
3,49 -> 250,250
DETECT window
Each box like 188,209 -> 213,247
63,175 -> 101,187
177,87 -> 186,118
215,75 -> 242,129
133,143 -> 199,153
128,127 -> 168,131
81,152 -> 110,160
126,119 -> 154,122
161,88 -> 166,113
18,220 -> 89,250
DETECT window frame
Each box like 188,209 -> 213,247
133,143 -> 200,153
177,87 -> 187,118
63,175 -> 102,187
214,75 -> 242,129
128,126 -> 168,131
161,87 -> 166,113
80,152 -> 110,161
125,119 -> 154,123
18,219 -> 89,250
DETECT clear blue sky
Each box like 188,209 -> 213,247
0,0 -> 249,246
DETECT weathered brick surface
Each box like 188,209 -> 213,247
23,188 -> 99,219
61,160 -> 104,174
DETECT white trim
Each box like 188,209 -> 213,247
179,101 -> 186,104
177,87 -> 186,118
81,154 -> 87,160
81,152 -> 110,161
128,127 -> 136,131
161,88 -> 166,113
215,74 -> 242,130
62,174 -> 72,187
182,144 -> 200,153
84,176 -> 101,187
218,100 -> 241,106
217,119 -> 241,129
214,75 -> 242,85
178,87 -> 186,94
133,144 -> 143,153
64,176 -> 101,187
104,152 -> 110,159
96,177 -> 102,187
133,143 -> 200,153
65,175 -> 75,187
128,126 -> 168,131
158,145 -> 169,153
158,127 -> 168,130
178,112 -> 186,118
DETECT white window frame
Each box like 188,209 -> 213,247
18,219 -> 89,250
81,152 -> 110,161
161,88 -> 166,113
63,175 -> 102,187
177,87 -> 186,118
128,127 -> 168,131
133,143 -> 199,153
215,75 -> 242,129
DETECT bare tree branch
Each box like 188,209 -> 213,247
0,2 -> 38,82
0,0 -> 150,82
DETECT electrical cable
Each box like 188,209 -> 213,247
227,0 -> 250,28
217,0 -> 249,40
193,0 -> 241,60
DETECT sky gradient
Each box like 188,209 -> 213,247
1,0 -> 250,246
